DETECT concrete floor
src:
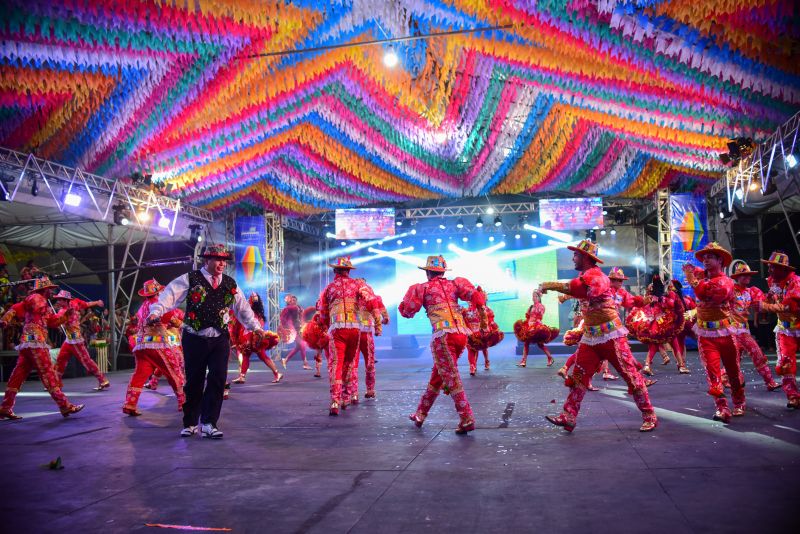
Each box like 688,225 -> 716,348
0,338 -> 798,533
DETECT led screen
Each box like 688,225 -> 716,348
335,208 -> 396,240
538,197 -> 604,231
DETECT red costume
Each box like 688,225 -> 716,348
122,279 -> 187,416
345,293 -> 388,402
729,263 -> 779,390
280,295 -> 309,368
513,296 -> 557,368
758,251 -> 800,408
400,255 -> 485,434
232,295 -> 282,384
300,306 -> 328,378
52,291 -> 109,390
465,296 -> 502,374
684,243 -> 744,422
0,277 -> 83,419
542,241 -> 656,433
316,257 -> 382,415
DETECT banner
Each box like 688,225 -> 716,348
234,216 -> 267,308
670,194 -> 709,299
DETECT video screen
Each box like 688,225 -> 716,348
335,208 -> 396,240
538,197 -> 604,230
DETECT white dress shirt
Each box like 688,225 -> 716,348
149,267 -> 261,337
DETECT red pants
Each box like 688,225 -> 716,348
734,332 -> 776,387
776,333 -> 800,402
124,348 -> 185,411
1,348 -> 71,412
240,349 -> 278,377
697,336 -> 745,414
467,347 -> 489,372
413,333 -> 474,426
560,337 -> 656,428
345,333 -> 376,401
327,328 -> 360,406
55,342 -> 106,386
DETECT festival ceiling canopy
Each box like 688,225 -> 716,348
2,1 -> 799,217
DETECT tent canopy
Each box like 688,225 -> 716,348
1,1 -> 798,218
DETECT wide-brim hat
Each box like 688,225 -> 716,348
200,244 -> 233,260
329,256 -> 355,270
567,239 -> 603,264
53,290 -> 74,300
30,276 -> 58,293
694,242 -> 733,267
418,255 -> 450,272
607,266 -> 628,280
761,251 -> 795,271
730,261 -> 759,278
138,278 -> 164,297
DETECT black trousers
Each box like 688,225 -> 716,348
182,332 -> 230,427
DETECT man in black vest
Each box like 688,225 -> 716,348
148,244 -> 264,439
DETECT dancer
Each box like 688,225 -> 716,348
758,251 -> 800,409
316,257 -> 382,415
280,294 -> 310,370
0,277 -> 84,419
301,306 -> 328,378
400,255 -> 485,434
147,244 -> 265,438
673,280 -> 696,364
514,289 -> 557,368
345,287 -> 388,402
122,279 -> 186,416
682,242 -> 745,423
626,274 -> 687,375
541,240 -> 657,433
465,287 -> 502,374
52,290 -> 110,391
232,294 -> 283,384
730,262 -> 780,391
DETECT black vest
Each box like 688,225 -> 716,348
185,270 -> 237,335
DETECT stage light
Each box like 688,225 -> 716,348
396,240 -> 403,245
341,241 -> 347,246
719,211 -> 725,219
610,228 -> 617,236
158,216 -> 171,229
515,234 -> 520,239
489,236 -> 495,242
439,222 -> 446,230
602,210 -> 608,215
410,229 -> 417,235
600,229 -> 607,236
436,238 -> 442,244
523,224 -> 570,242
788,154 -> 798,168
531,234 -> 536,239
486,207 -> 495,214
138,210 -> 151,222
462,236 -> 468,242
494,216 -> 502,227
456,218 -> 464,229
434,132 -> 447,144
735,188 -> 744,200
326,232 -> 337,238
749,181 -> 759,191
64,193 -> 82,207
475,216 -> 484,228
422,239 -> 428,244
383,49 -> 399,68
396,220 -> 403,226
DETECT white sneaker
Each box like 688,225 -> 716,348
180,425 -> 198,437
201,424 -> 223,439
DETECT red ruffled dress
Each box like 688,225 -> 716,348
514,302 -> 559,345
626,290 -> 685,344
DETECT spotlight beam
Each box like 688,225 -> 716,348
365,246 -> 417,265
523,224 -> 573,242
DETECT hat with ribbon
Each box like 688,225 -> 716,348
761,250 -> 795,271
607,266 -> 628,280
730,262 -> 759,278
53,290 -> 74,300
694,242 -> 733,268
199,244 -> 233,260
30,276 -> 58,294
567,239 -> 603,264
138,278 -> 164,297
418,255 -> 450,272
328,256 -> 355,270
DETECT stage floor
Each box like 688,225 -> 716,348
1,339 -> 798,533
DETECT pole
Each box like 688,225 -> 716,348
107,224 -> 117,371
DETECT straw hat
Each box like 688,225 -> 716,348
418,255 -> 450,272
761,250 -> 795,271
694,242 -> 733,268
567,239 -> 603,264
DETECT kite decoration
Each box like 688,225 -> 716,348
0,0 -> 797,216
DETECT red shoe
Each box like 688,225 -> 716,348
455,420 -> 475,435
645,378 -> 658,387
587,384 -> 600,391
364,391 -> 376,399
469,365 -> 477,376
787,398 -> 800,410
602,372 -> 618,381
122,407 -> 141,417
713,409 -> 732,424
545,414 -> 575,432
61,404 -> 84,418
767,381 -> 781,391
94,380 -> 111,391
707,384 -> 725,397
409,413 -> 424,428
557,366 -> 568,378
639,420 -> 657,432
546,357 -> 554,367
329,402 -> 340,416
732,406 -> 746,417
0,409 -> 22,420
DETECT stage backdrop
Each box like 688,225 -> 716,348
234,216 -> 267,307
381,249 -> 559,335
670,194 -> 709,299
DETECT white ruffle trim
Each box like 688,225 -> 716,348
730,326 -> 750,335
580,327 -> 628,346
15,342 -> 51,350
65,338 -> 85,345
774,325 -> 800,337
694,325 -> 739,338
133,342 -> 172,351
329,322 -> 363,332
431,326 -> 472,339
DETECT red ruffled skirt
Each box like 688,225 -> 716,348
467,329 -> 505,350
625,305 -> 684,344
278,326 -> 297,344
514,320 -> 559,344
301,320 -> 330,350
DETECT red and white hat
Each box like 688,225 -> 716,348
53,290 -> 74,300
607,267 -> 628,280
567,239 -> 603,264
761,250 -> 795,271
138,279 -> 164,297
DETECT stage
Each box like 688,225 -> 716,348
0,339 -> 797,533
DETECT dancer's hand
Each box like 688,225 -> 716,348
146,313 -> 160,325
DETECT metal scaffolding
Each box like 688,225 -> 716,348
656,188 -> 673,280
265,213 -> 285,340
634,224 -> 647,293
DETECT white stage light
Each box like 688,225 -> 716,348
436,238 -> 442,244
462,236 -> 468,242
439,222 -> 446,230
610,229 -> 617,236
422,239 -> 428,244
158,216 -> 171,229
486,207 -> 495,214
396,240 -> 403,245
515,234 -> 520,239
523,224 -> 571,242
456,218 -> 464,229
600,229 -> 607,236
138,210 -> 151,222
735,189 -> 743,200
411,229 -> 417,235
341,241 -> 347,246
787,154 -> 797,168
64,193 -> 81,207
489,236 -> 495,242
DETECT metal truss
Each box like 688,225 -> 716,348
401,202 -> 535,219
112,224 -> 153,366
0,147 -> 213,232
656,188 -> 673,280
634,224 -> 647,293
265,213 -> 285,347
282,216 -> 322,238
